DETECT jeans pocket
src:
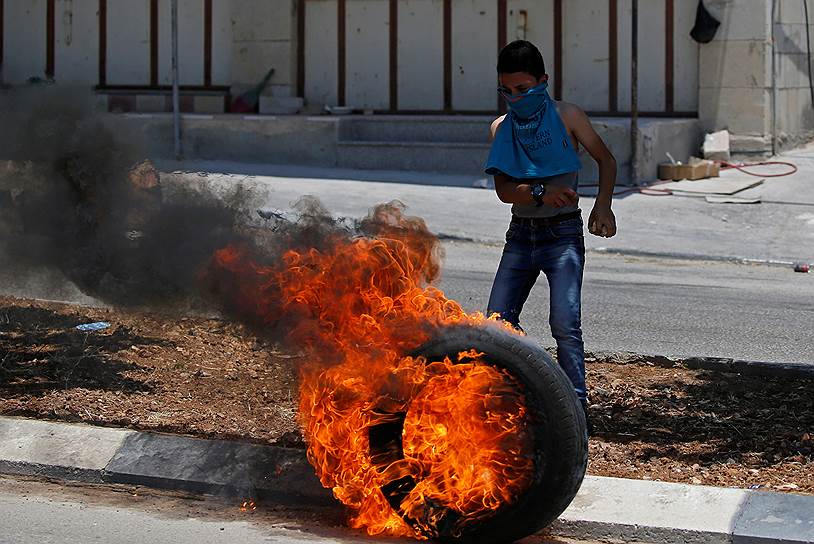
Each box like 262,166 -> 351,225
550,219 -> 584,239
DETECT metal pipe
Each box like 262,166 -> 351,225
771,0 -> 777,156
630,0 -> 639,185
171,0 -> 182,160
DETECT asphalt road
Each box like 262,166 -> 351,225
2,240 -> 811,365
439,242 -> 814,364
0,476 -> 596,544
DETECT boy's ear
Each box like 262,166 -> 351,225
540,74 -> 550,84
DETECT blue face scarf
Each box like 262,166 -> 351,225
484,81 -> 582,179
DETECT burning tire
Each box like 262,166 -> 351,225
369,324 -> 588,543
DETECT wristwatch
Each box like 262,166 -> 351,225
531,183 -> 546,207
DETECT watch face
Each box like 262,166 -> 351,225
532,184 -> 544,198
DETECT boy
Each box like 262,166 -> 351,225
485,40 -> 617,431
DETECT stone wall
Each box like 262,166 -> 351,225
772,0 -> 814,151
699,0 -> 814,157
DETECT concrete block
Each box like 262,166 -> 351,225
774,87 -> 814,136
136,95 -> 168,113
703,129 -> 731,161
698,40 -> 770,89
98,112 -> 340,166
337,140 -> 491,174
703,0 -> 771,41
644,118 -> 704,181
772,23 -> 810,55
0,417 -> 133,482
733,490 -> 814,543
774,1 -> 812,24
699,87 -> 771,135
340,115 -> 493,143
104,431 -> 333,505
729,134 -> 772,156
775,52 -> 813,90
193,95 -> 226,114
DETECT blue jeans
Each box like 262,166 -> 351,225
487,215 -> 587,401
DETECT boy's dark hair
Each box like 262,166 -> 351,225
497,40 -> 546,78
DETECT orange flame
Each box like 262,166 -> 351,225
207,204 -> 531,539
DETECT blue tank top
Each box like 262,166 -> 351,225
484,81 -> 582,180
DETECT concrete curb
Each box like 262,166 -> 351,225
0,416 -> 333,507
2,416 -> 813,543
582,350 -> 814,380
591,246 -> 813,270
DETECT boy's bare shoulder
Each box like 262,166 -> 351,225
490,114 -> 507,140
556,101 -> 589,126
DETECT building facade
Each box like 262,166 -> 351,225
1,0 -> 813,159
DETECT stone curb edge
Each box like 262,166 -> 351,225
2,416 -> 813,544
581,349 -> 814,380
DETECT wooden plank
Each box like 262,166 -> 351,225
668,177 -> 764,196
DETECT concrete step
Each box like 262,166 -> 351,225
336,138 -> 632,180
336,116 -> 700,180
336,140 -> 491,174
92,113 -> 700,182
338,115 -> 493,143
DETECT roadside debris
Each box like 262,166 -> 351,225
794,263 -> 810,273
702,129 -> 731,161
704,195 -> 762,204
659,156 -> 720,181
74,321 -> 111,332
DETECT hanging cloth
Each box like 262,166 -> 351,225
690,0 -> 721,44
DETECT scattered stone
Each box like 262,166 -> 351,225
702,130 -> 731,161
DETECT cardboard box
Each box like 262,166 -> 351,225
658,159 -> 720,181
684,157 -> 720,180
658,163 -> 682,180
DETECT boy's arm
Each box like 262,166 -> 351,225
489,116 -> 579,208
564,105 -> 618,237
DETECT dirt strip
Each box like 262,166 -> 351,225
1,296 -> 812,494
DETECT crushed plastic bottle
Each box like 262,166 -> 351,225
75,321 -> 111,332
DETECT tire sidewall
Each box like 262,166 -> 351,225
410,324 -> 588,544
